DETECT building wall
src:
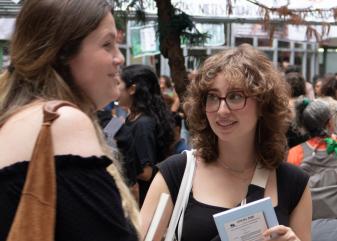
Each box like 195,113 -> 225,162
325,51 -> 337,74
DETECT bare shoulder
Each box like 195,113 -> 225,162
0,103 -> 103,168
52,105 -> 94,131
51,106 -> 104,157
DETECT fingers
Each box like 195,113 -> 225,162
263,225 -> 289,237
263,225 -> 299,241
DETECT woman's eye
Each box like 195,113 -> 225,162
103,42 -> 113,48
207,94 -> 219,101
227,92 -> 244,101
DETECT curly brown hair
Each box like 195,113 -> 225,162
183,44 -> 291,169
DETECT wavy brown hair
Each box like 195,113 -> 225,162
183,44 -> 291,169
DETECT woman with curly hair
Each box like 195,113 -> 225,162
115,64 -> 175,207
141,44 -> 311,241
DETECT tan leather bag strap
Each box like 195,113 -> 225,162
7,100 -> 77,241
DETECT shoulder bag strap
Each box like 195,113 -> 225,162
241,163 -> 271,205
7,100 -> 77,241
250,163 -> 270,189
164,149 -> 196,241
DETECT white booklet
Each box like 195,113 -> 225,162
213,197 -> 278,241
144,193 -> 171,241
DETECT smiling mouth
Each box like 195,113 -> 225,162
216,120 -> 237,127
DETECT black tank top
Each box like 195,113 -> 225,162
158,153 -> 309,241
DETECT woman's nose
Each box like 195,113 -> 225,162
217,99 -> 231,114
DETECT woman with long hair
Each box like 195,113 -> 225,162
0,0 -> 139,240
115,64 -> 175,207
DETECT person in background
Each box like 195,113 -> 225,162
0,0 -> 139,240
320,74 -> 337,100
287,97 -> 337,241
313,74 -> 337,131
141,44 -> 311,241
159,75 -> 180,112
115,64 -> 175,207
285,72 -> 310,148
285,65 -> 315,100
312,75 -> 324,98
170,112 -> 190,155
287,97 -> 335,167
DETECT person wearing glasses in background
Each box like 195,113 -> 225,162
140,44 -> 311,241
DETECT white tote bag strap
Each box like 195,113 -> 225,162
164,150 -> 196,241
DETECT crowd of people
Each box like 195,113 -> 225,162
1,0 -> 337,241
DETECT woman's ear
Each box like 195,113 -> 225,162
128,84 -> 136,95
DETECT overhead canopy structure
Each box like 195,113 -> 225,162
121,0 -> 337,22
169,0 -> 337,23
1,0 -> 337,43
0,0 -> 21,17
2,0 -> 337,40
119,0 -> 337,42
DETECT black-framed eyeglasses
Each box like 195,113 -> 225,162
205,91 -> 248,113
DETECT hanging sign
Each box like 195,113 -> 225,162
130,24 -> 160,57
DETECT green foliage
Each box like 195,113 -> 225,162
134,8 -> 146,23
158,7 -> 209,46
181,30 -> 210,46
172,8 -> 210,46
113,0 -> 209,46
114,11 -> 127,31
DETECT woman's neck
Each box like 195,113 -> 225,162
217,139 -> 257,173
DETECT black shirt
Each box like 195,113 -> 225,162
158,153 -> 309,241
115,115 -> 158,206
0,155 -> 138,241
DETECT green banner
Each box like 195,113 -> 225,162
130,24 -> 160,58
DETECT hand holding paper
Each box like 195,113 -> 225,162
213,197 -> 278,241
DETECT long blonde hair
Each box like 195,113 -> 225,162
0,0 -> 139,233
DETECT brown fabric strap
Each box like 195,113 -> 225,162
7,100 -> 77,241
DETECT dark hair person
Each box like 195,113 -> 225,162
285,72 -> 306,98
288,96 -> 335,167
0,0 -> 139,240
115,64 -> 174,206
141,44 -> 311,241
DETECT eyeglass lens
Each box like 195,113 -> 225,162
206,91 -> 247,112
